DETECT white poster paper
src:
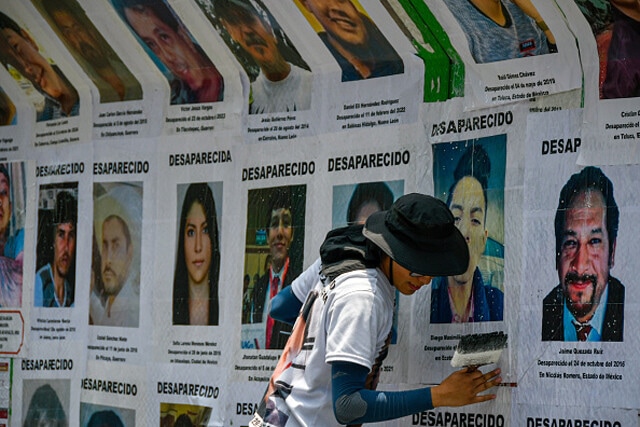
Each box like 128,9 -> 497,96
103,0 -> 244,137
188,0 -> 319,143
0,160 -> 34,358
12,342 -> 83,427
555,0 -> 640,165
518,110 -> 640,409
423,0 -> 582,109
0,3 -> 92,147
81,360 -> 149,426
26,0 -> 161,140
408,101 -> 525,385
513,399 -> 638,427
28,148 -> 92,353
279,0 -> 424,134
87,140 -> 156,366
152,133 -> 237,368
0,68 -> 34,156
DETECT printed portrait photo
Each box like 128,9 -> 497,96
23,379 -> 70,427
173,182 -> 222,326
431,136 -> 506,324
443,0 -> 558,63
541,166 -> 624,342
109,0 -> 224,105
331,180 -> 403,228
194,0 -> 312,114
160,402 -> 212,427
0,161 -> 25,308
241,184 -> 306,350
81,402 -> 135,427
31,0 -> 143,103
573,0 -> 639,99
293,0 -> 404,81
90,181 -> 143,328
0,9 -> 80,122
35,182 -> 78,308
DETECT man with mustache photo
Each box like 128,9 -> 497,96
35,189 -> 77,308
90,183 -> 141,328
542,166 -> 624,342
214,0 -> 312,114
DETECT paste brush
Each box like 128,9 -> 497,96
450,331 -> 507,368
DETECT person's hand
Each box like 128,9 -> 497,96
431,367 -> 501,408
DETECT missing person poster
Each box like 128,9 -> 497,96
422,0 -> 582,109
409,101 -> 526,385
512,400 -> 638,426
0,2 -> 92,147
151,364 -> 224,426
104,0 -> 244,137
28,136 -> 94,352
317,123 -> 422,385
555,0 -> 640,165
517,110 -> 640,409
232,132 -> 325,401
81,359 -> 149,425
398,384 -> 512,427
0,160 -> 33,357
281,0 -> 424,134
12,342 -> 83,426
152,132 -> 238,367
87,140 -> 156,367
26,0 -> 163,140
190,0 -> 319,143
0,68 -> 34,154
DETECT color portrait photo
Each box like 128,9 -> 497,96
35,182 -> 77,308
194,0 -> 312,114
292,0 -> 404,81
241,184 -> 306,350
431,136 -> 506,324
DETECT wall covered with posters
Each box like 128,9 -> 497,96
0,0 -> 638,425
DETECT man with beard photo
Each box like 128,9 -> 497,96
542,166 -> 624,342
35,189 -> 77,308
90,183 -> 141,327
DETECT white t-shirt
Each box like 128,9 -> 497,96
291,258 -> 321,302
250,63 -> 312,114
254,268 -> 394,427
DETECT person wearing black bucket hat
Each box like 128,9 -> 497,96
253,193 -> 501,427
363,193 -> 470,277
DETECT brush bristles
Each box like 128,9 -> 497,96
450,332 -> 507,367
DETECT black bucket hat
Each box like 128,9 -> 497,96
363,193 -> 469,276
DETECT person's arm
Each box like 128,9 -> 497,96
270,286 -> 302,325
331,361 -> 501,425
270,258 -> 322,324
